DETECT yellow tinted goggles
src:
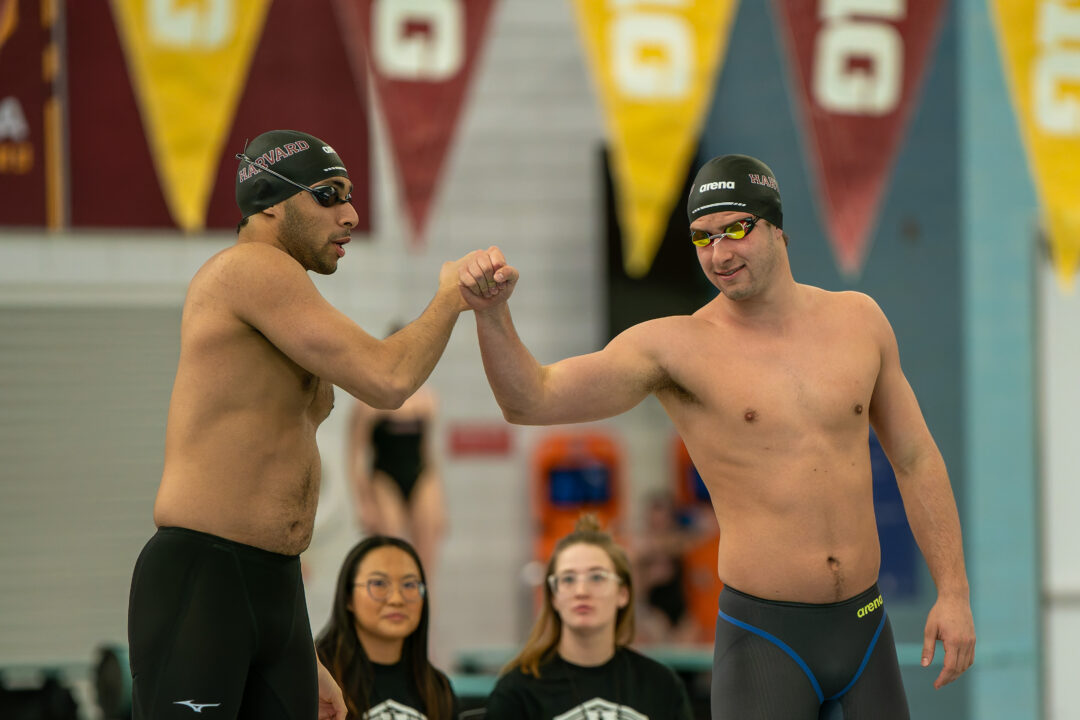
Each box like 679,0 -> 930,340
690,216 -> 759,247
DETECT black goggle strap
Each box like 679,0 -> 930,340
235,152 -> 349,207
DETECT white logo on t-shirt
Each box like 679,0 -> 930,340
363,699 -> 426,719
553,697 -> 647,720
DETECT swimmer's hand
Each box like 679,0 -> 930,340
317,658 -> 347,719
921,594 -> 975,689
457,245 -> 519,311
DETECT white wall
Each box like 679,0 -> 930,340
1040,264 -> 1080,720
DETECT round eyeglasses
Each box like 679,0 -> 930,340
353,577 -> 426,603
547,569 -> 621,595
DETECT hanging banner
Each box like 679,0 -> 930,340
68,0 -> 173,227
67,0 -> 370,231
573,0 -> 737,278
108,0 -> 271,232
337,0 -> 497,247
205,0 -> 371,230
0,0 -> 51,227
774,0 -> 946,276
991,0 -> 1080,291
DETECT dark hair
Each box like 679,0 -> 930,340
502,514 -> 636,678
316,536 -> 454,719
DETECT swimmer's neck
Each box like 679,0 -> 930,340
709,278 -> 805,327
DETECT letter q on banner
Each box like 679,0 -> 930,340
149,0 -> 233,48
612,12 -> 691,98
1034,1 -> 1080,136
340,0 -> 496,248
813,16 -> 902,115
573,0 -> 739,279
373,0 -> 463,80
775,0 -> 947,277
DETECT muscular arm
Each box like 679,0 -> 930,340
219,243 -> 477,408
473,304 -> 667,425
865,296 -> 975,687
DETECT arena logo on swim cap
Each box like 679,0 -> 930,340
700,181 -> 735,192
237,141 -> 312,183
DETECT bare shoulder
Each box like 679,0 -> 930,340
193,242 -> 304,292
808,288 -> 897,355
808,287 -> 888,324
187,242 -> 320,328
614,314 -> 702,352
609,316 -> 709,393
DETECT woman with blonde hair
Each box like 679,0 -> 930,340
486,515 -> 693,719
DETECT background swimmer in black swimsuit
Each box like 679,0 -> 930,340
348,323 -> 447,580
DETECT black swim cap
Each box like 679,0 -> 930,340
235,130 -> 349,219
686,154 -> 782,230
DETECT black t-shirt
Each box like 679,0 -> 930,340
361,660 -> 457,720
485,648 -> 693,720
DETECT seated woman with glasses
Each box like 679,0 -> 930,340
316,536 -> 457,719
485,515 -> 693,719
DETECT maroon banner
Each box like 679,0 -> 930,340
66,0 -> 370,231
206,0 -> 370,231
0,0 -> 51,227
774,0 -> 946,275
337,0 -> 496,247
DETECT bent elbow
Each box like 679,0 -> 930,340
378,383 -> 411,410
500,404 -> 544,426
356,378 -> 411,411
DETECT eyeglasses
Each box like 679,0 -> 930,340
690,216 -> 759,247
353,577 -> 426,603
235,152 -> 351,207
547,569 -> 621,595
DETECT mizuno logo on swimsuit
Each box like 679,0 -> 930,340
699,181 -> 735,191
174,700 -> 221,713
856,594 -> 884,618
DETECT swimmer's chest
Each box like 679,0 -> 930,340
237,330 -> 336,422
300,371 -> 335,423
674,329 -> 879,429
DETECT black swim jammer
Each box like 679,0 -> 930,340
127,527 -> 318,719
711,583 -> 910,719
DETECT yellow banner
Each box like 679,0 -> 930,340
573,0 -> 738,278
111,0 -> 270,231
992,0 -> 1080,290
